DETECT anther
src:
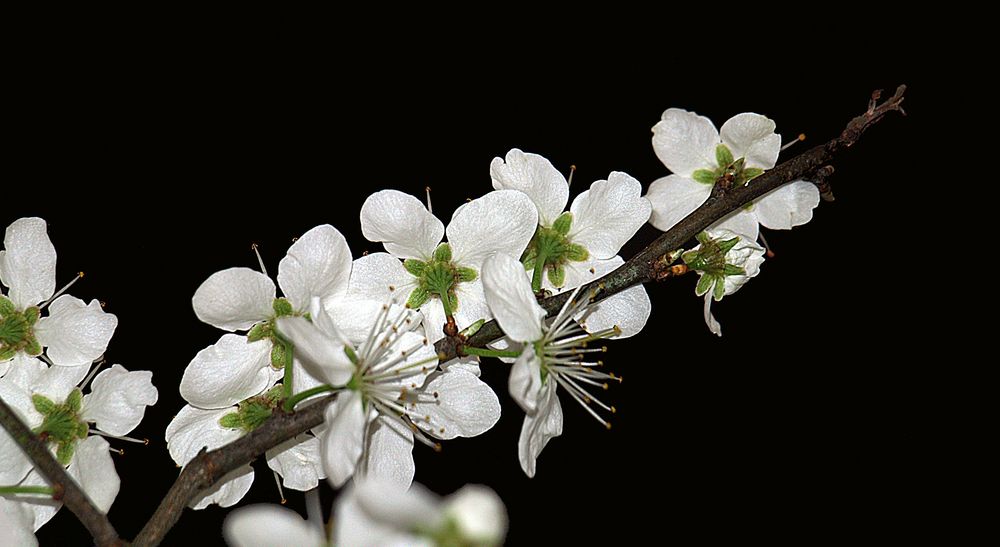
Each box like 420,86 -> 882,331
251,243 -> 268,276
425,186 -> 433,213
781,133 -> 806,151
610,406 -> 617,414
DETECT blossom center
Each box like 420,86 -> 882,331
403,243 -> 478,317
0,296 -> 42,361
32,389 -> 89,465
521,212 -> 589,291
682,232 -> 747,300
691,144 -> 765,187
218,386 -> 283,432
246,297 -> 301,370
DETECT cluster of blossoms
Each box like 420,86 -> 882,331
0,105 -> 821,545
0,218 -> 159,545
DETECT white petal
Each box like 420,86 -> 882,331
508,345 -> 542,414
651,108 -> 719,177
321,391 -> 366,488
0,497 -> 38,547
354,478 -> 440,529
28,363 -> 89,403
1,354 -> 47,388
753,181 -> 821,230
645,175 -> 712,232
192,267 -> 275,332
452,280 -> 492,340
360,190 -> 444,260
719,112 -> 781,169
327,297 -> 415,347
489,149 -> 569,226
518,381 -> 563,478
164,405 -> 245,466
81,365 -> 158,436
266,434 -> 326,491
191,466 -> 254,510
443,485 -> 507,544
447,190 -> 538,268
416,369 -> 500,440
179,334 -> 273,409
711,209 -> 760,241
67,436 -> 120,513
275,316 -> 354,387
335,482 -> 423,547
0,217 -> 56,309
439,355 -> 481,377
277,224 -> 352,312
703,293 -> 722,337
482,253 -> 544,342
365,330 -> 437,391
342,252 -> 414,303
224,504 -> 324,547
419,298 -> 449,345
364,416 -> 414,488
34,296 -> 117,367
576,259 -> 651,338
569,172 -> 651,259
15,469 -> 61,532
291,358 -> 325,402
0,359 -> 8,378
0,378 -> 35,484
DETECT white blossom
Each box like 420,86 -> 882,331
681,228 -> 765,336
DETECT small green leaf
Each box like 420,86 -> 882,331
547,265 -> 566,287
247,322 -> 270,343
403,259 -> 427,277
433,243 -> 452,263
459,319 -> 485,337
23,307 -> 40,326
566,243 -> 589,262
717,237 -> 741,254
522,255 -> 536,271
716,144 -> 734,168
713,277 -> 726,301
270,341 -> 290,370
0,296 -> 14,316
695,274 -> 715,297
457,267 -> 478,283
263,385 -> 284,402
76,421 -> 89,439
24,338 -> 42,357
406,286 -> 430,309
272,298 -> 294,317
66,389 -> 83,413
731,157 -> 745,173
56,442 -> 76,465
723,264 -> 746,276
344,345 -> 359,365
741,167 -> 764,182
692,169 -> 718,185
552,212 -> 573,235
219,413 -> 243,429
695,232 -> 711,245
32,394 -> 57,415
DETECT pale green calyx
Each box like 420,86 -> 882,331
246,297 -> 299,370
522,212 -> 589,291
218,385 -> 283,432
403,243 -> 477,316
682,232 -> 747,301
416,517 -> 501,547
691,144 -> 765,186
0,295 -> 42,361
32,389 -> 89,465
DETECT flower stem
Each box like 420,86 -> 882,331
283,384 -> 338,412
462,346 -> 522,359
0,485 -> 55,496
531,250 -> 548,292
281,343 -> 294,401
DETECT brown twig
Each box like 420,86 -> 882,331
0,397 -> 122,546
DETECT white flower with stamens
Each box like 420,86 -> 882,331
490,149 -> 652,337
354,189 -> 537,343
0,495 -> 37,547
482,253 -> 624,477
645,109 -> 820,239
0,359 -> 157,526
277,299 -> 501,488
1,217 -> 117,374
681,228 -> 765,336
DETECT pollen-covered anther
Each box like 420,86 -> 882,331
610,406 -> 617,414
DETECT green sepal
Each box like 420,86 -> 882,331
263,385 -> 284,402
695,274 -> 715,297
547,265 -> 566,287
218,413 -> 243,429
713,277 -> 726,301
723,264 -> 746,276
459,319 -> 485,337
270,340 -> 291,370
433,243 -> 452,262
522,255 -> 536,271
75,420 -> 90,439
716,144 -> 734,168
552,212 -> 573,235
692,169 -> 717,184
404,259 -> 427,277
520,245 -> 537,266
23,307 -> 40,326
56,442 -> 76,466
457,267 -> 478,283
0,347 -> 15,361
272,298 -> 294,317
246,322 -> 270,343
32,394 -> 57,415
24,338 -> 42,357
717,237 -> 741,254
66,389 -> 83,413
730,157 -> 745,173
344,345 -> 359,365
741,167 -> 764,182
695,232 -> 711,245
406,286 -> 430,309
0,296 -> 14,316
240,402 -> 273,430
566,243 -> 589,262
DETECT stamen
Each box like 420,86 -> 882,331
781,133 -> 806,151
108,447 -> 125,456
272,470 -> 287,504
567,164 -> 577,187
306,488 -> 324,537
553,375 -> 611,429
250,243 -> 269,277
758,231 -> 776,258
41,272 -> 84,309
78,359 -> 107,389
90,430 -> 149,444
425,186 -> 433,213
39,354 -> 55,366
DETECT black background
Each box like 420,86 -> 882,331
3,41 -> 936,545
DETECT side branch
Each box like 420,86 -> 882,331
131,394 -> 337,546
0,397 -> 121,546
455,85 -> 906,357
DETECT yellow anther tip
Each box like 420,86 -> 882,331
798,133 -> 806,141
